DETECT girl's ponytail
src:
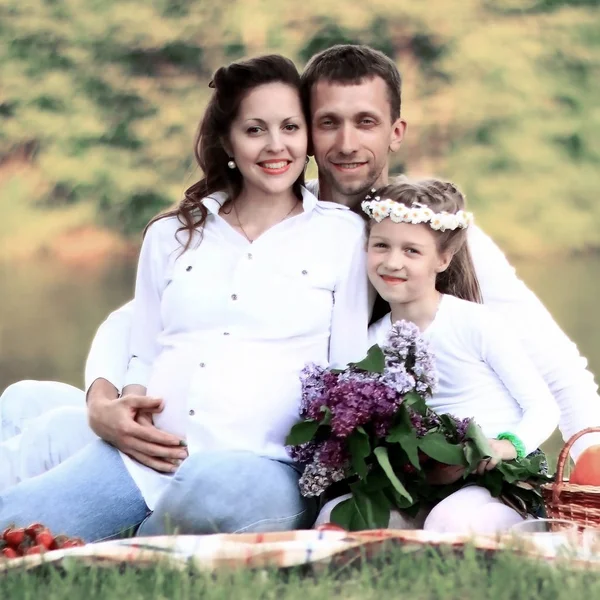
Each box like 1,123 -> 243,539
435,241 -> 482,303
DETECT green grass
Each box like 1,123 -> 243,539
2,543 -> 599,600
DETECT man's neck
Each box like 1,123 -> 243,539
318,179 -> 361,208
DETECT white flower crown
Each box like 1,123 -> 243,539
361,192 -> 474,232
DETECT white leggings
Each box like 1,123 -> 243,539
423,485 -> 526,534
316,485 -> 526,534
0,381 -> 94,491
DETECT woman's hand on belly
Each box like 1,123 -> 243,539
89,388 -> 189,473
135,410 -> 188,471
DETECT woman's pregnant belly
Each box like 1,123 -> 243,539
145,340 -> 327,455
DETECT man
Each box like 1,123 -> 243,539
2,44 -> 599,518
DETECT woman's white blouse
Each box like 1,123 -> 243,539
369,295 -> 560,455
121,188 -> 371,509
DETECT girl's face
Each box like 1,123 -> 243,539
367,218 -> 451,307
228,82 -> 308,199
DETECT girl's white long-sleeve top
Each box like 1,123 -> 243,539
369,294 -> 560,455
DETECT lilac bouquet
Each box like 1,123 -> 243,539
286,321 -> 550,530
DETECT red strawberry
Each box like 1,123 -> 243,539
25,523 -> 44,538
24,545 -> 46,555
2,547 -> 19,559
3,528 -> 26,547
50,534 -> 70,550
61,539 -> 84,549
35,529 -> 54,550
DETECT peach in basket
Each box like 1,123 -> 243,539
571,445 -> 600,486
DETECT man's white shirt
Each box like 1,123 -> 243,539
85,180 -> 600,462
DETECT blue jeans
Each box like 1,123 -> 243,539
0,440 -> 316,542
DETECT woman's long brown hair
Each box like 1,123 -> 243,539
145,54 -> 306,251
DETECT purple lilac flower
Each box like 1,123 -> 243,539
327,378 -> 375,437
298,462 -> 346,497
299,363 -> 327,419
409,409 -> 442,437
317,438 -> 350,469
288,442 -> 318,464
372,417 -> 392,438
455,417 -> 472,442
383,320 -> 421,360
294,318 -> 440,487
380,363 -> 416,395
380,320 -> 438,397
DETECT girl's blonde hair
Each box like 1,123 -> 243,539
368,176 -> 482,304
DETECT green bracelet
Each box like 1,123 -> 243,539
496,432 -> 527,460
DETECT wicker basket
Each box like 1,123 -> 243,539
541,427 -> 600,528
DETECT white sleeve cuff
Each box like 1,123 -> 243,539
123,356 -> 152,389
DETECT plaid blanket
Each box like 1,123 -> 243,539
0,529 -> 596,574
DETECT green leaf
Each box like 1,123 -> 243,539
386,407 -> 420,469
352,485 -> 392,529
348,344 -> 385,373
404,391 -> 428,416
418,433 -> 466,466
330,486 -> 392,531
465,421 -> 494,458
330,497 -> 360,530
439,414 -> 459,436
285,420 -> 319,446
495,456 -> 552,484
347,428 -> 371,479
479,470 -> 504,496
362,470 -> 390,493
357,489 -> 392,529
373,446 -> 413,503
320,405 -> 332,426
390,488 -> 417,509
464,440 -> 484,472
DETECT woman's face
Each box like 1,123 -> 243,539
228,82 -> 308,198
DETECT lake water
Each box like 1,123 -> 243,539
1,253 -> 599,464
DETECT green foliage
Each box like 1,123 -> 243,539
286,420 -> 320,446
348,344 -> 385,373
299,21 -> 359,63
0,0 -> 598,255
486,0 -> 600,14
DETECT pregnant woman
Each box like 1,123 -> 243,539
0,54 -> 370,541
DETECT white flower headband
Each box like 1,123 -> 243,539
361,190 -> 474,232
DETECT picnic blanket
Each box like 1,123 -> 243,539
0,528 -> 597,575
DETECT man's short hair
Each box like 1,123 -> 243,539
300,44 -> 402,122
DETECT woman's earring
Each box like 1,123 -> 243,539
227,159 -> 236,169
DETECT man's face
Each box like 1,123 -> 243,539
310,76 -> 406,205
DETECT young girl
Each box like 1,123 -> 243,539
362,177 -> 560,534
